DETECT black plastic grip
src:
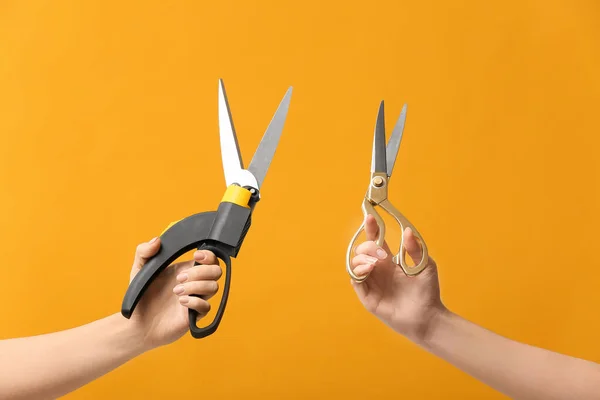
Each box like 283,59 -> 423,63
121,196 -> 255,339
188,243 -> 232,338
121,211 -> 217,319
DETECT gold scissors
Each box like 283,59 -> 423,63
346,100 -> 429,282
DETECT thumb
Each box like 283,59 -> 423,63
130,237 -> 161,278
403,227 -> 424,265
364,214 -> 380,241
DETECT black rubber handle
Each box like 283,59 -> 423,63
121,211 -> 217,319
188,243 -> 232,339
121,198 -> 253,339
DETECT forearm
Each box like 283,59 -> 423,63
0,313 -> 146,400
418,309 -> 600,399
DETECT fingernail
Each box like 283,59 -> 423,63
376,248 -> 387,259
179,296 -> 189,305
176,273 -> 188,283
173,285 -> 184,295
366,256 -> 379,264
195,251 -> 206,261
149,237 -> 158,244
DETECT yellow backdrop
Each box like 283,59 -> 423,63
1,1 -> 599,398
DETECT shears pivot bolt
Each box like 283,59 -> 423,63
372,176 -> 385,187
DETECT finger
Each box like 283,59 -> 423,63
364,214 -> 380,241
179,295 -> 211,315
354,240 -> 388,260
352,263 -> 375,277
176,264 -> 222,283
403,227 -> 424,264
362,214 -> 393,254
173,280 -> 219,300
131,237 -> 161,273
194,250 -> 218,265
351,254 -> 380,269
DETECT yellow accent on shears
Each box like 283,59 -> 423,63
221,185 -> 252,208
159,186 -> 251,237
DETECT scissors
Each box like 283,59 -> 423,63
346,100 -> 428,282
121,79 -> 293,338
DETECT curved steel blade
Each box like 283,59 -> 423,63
247,86 -> 293,188
386,104 -> 407,177
218,79 -> 244,186
371,100 -> 387,174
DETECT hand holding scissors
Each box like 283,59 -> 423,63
346,100 -> 428,282
121,79 -> 293,338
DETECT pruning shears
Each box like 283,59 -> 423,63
121,79 -> 293,338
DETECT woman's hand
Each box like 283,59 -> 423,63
349,215 -> 445,341
128,237 -> 222,350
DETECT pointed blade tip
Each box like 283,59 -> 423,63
377,100 -> 385,120
283,86 -> 293,99
218,80 -> 226,97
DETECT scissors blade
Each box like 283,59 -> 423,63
371,100 -> 387,174
247,86 -> 293,188
386,104 -> 407,177
218,79 -> 244,187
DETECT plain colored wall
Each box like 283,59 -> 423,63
1,1 -> 599,398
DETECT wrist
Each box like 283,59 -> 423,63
413,305 -> 456,350
105,313 -> 150,357
396,303 -> 452,345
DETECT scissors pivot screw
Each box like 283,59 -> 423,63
372,176 -> 385,187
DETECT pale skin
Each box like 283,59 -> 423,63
0,237 -> 223,400
350,214 -> 600,400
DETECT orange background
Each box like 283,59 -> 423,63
1,1 -> 600,398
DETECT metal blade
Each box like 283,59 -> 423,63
218,79 -> 244,186
386,104 -> 407,177
247,86 -> 293,188
371,100 -> 387,173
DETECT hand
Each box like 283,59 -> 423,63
128,237 -> 222,350
350,215 -> 445,342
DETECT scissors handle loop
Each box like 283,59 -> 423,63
378,199 -> 429,276
346,197 -> 429,282
346,199 -> 384,282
